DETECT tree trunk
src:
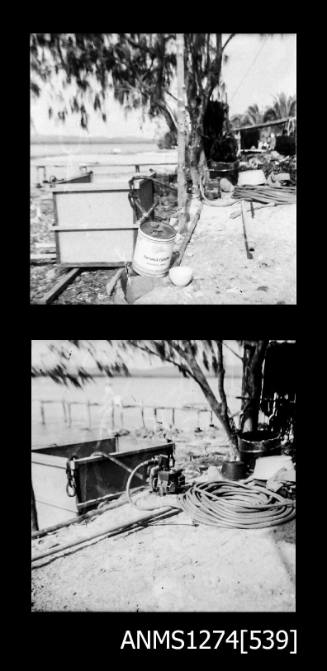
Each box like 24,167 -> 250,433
188,126 -> 203,196
176,34 -> 187,233
31,483 -> 39,532
240,340 -> 269,433
175,343 -> 238,455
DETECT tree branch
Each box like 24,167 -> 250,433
125,36 -> 152,53
222,342 -> 243,361
222,33 -> 236,52
170,341 -> 237,449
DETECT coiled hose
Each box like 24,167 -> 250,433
179,480 -> 295,529
126,458 -> 295,528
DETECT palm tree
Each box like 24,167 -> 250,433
230,113 -> 246,129
264,93 -> 296,122
242,103 -> 266,126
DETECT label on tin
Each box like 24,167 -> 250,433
132,228 -> 175,276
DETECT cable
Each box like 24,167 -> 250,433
179,480 -> 295,529
230,38 -> 267,102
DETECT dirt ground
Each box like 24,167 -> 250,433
30,188 -> 296,305
32,430 -> 295,613
133,200 -> 296,304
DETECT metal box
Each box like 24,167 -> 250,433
32,438 -> 174,529
52,179 -> 154,267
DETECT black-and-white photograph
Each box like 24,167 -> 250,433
30,34 -> 296,305
31,340 -> 296,612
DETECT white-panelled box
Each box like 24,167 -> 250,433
52,180 -> 153,267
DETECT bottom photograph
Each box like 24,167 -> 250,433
31,339 -> 296,613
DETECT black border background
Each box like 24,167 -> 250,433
12,19 -> 308,663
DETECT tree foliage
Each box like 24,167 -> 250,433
231,93 -> 296,129
30,33 -> 178,131
30,32 -> 235,182
263,93 -> 296,122
31,340 -> 271,456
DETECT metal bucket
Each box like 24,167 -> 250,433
209,160 -> 239,185
238,430 -> 281,470
132,220 -> 176,277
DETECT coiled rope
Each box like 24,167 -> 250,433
179,480 -> 295,529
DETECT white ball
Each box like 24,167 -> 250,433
169,266 -> 193,287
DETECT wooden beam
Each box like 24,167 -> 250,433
173,204 -> 202,266
31,254 -> 56,265
105,267 -> 126,298
42,267 -> 82,304
233,116 -> 295,133
240,200 -> 254,259
32,508 -> 181,564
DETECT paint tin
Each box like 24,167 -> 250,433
132,220 -> 176,277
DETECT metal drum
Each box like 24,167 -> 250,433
238,430 -> 281,471
132,220 -> 176,277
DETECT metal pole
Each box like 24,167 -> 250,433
67,402 -> 72,428
141,404 -> 146,429
87,401 -> 92,429
171,407 -> 175,427
176,33 -> 187,234
62,400 -> 67,424
40,401 -> 45,425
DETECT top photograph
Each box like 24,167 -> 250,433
30,33 -> 296,305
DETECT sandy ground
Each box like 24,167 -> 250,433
134,201 -> 296,304
32,429 -> 295,613
32,500 -> 295,612
30,187 -> 296,305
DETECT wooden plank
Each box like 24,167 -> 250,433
233,116 -> 295,132
59,261 -> 126,268
106,267 -> 126,297
35,242 -> 56,250
31,254 -> 56,264
240,200 -> 254,259
42,268 -> 82,304
52,226 -> 137,232
32,508 -> 181,564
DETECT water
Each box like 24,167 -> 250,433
32,374 -> 242,448
30,142 -> 177,185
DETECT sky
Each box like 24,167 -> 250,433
31,34 -> 296,139
31,340 -> 243,372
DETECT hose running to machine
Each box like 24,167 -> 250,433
126,457 -> 181,512
125,458 -> 295,528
